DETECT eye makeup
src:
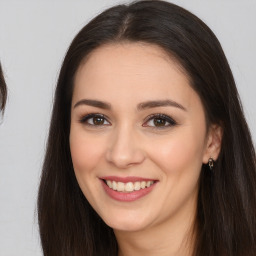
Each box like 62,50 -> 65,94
78,112 -> 177,130
143,113 -> 177,129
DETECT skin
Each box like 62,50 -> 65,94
70,42 -> 222,256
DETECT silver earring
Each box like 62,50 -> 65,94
208,157 -> 214,170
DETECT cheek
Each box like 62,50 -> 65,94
69,127 -> 108,212
69,128 -> 105,175
148,127 -> 206,177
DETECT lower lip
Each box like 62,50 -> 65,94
101,180 -> 157,202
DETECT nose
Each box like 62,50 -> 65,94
105,125 -> 145,169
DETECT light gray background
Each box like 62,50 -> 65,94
0,0 -> 255,255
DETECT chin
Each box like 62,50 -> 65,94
102,213 -> 152,232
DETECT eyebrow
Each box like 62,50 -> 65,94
73,99 -> 187,111
73,99 -> 111,109
137,99 -> 187,111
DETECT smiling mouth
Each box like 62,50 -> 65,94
103,180 -> 155,193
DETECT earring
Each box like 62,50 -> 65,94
208,157 -> 214,170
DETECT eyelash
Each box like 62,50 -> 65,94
79,113 -> 177,129
79,113 -> 110,126
143,113 -> 177,129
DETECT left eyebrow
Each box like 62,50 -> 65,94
137,99 -> 187,111
73,99 -> 111,109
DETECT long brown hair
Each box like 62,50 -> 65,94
0,62 -> 7,112
38,1 -> 256,255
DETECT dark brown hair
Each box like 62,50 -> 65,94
0,62 -> 7,112
38,1 -> 256,255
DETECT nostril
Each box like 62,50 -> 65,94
105,147 -> 146,169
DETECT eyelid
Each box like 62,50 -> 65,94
142,113 -> 177,128
79,113 -> 111,126
78,112 -> 177,129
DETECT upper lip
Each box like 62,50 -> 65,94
100,176 -> 157,183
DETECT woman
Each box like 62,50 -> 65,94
0,62 -> 7,112
38,1 -> 256,255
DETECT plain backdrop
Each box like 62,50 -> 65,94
0,0 -> 255,255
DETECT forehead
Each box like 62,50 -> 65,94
76,42 -> 186,82
73,42 -> 197,109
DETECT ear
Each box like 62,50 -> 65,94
202,124 -> 223,164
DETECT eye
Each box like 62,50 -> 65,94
79,114 -> 110,126
143,114 -> 177,128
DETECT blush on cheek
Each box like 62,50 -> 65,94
70,137 -> 102,173
150,132 -> 204,176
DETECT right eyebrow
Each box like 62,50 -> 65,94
73,99 -> 111,110
137,99 -> 187,112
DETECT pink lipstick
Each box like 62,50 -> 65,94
100,176 -> 157,202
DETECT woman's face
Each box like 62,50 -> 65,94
70,43 -> 214,232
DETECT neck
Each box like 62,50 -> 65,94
114,204 -> 197,256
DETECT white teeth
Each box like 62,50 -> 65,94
125,182 -> 134,192
117,182 -> 125,192
134,181 -> 140,191
146,181 -> 153,187
112,181 -> 117,190
106,180 -> 112,189
105,180 -> 155,192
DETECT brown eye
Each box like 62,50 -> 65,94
153,118 -> 167,127
93,116 -> 105,125
80,114 -> 110,126
143,114 -> 177,128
